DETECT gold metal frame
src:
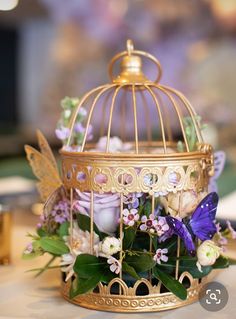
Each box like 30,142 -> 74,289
60,40 -> 213,312
61,274 -> 207,312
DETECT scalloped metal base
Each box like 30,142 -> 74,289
61,276 -> 206,312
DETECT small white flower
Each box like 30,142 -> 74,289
123,208 -> 139,226
107,256 -> 121,274
99,236 -> 121,257
78,107 -> 87,117
196,240 -> 221,272
153,248 -> 168,264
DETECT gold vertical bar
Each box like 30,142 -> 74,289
132,85 -> 139,154
120,91 -> 127,142
70,188 -> 73,248
145,85 -> 167,153
119,190 -> 124,294
81,86 -> 115,152
175,237 -> 180,280
152,85 -> 190,152
155,90 -> 173,142
148,194 -> 155,282
90,190 -> 94,254
106,85 -> 124,152
67,85 -> 107,146
160,85 -> 203,143
175,189 -> 183,280
140,91 -> 152,143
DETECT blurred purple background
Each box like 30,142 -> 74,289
0,0 -> 236,162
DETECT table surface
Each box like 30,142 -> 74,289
1,201 -> 236,319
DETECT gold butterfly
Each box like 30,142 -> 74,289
25,130 -> 63,202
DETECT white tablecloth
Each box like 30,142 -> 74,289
0,197 -> 236,319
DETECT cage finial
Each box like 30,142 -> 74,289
108,39 -> 162,84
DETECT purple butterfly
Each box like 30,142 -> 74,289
165,192 -> 218,256
209,151 -> 226,193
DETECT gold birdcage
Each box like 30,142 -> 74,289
60,40 -> 213,312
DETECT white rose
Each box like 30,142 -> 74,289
167,191 -> 207,218
196,240 -> 221,272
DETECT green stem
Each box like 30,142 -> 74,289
26,265 -> 61,273
34,255 -> 57,277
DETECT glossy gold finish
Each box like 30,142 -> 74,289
61,144 -> 212,194
61,274 -> 207,312
60,40 -> 213,312
0,206 -> 12,265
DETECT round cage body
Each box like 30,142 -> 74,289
60,40 -> 214,312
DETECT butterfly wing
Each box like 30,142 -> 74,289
36,130 -> 57,170
25,145 -> 62,201
189,192 -> 218,241
209,151 -> 226,192
166,216 -> 196,256
43,185 -> 67,217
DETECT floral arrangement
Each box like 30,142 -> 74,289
23,97 -> 236,301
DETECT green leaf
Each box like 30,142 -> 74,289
58,221 -> 69,238
228,257 -> 236,266
179,259 -> 212,278
125,253 -> 155,273
37,227 -> 47,237
158,257 -> 212,278
39,237 -> 69,255
153,267 -> 187,300
212,255 -> 229,269
73,254 -> 106,278
123,227 -> 136,250
22,251 -> 42,260
70,275 -> 102,298
122,262 -> 140,280
77,214 -> 107,240
143,200 -> 151,217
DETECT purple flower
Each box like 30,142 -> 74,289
74,190 -> 120,234
153,248 -> 168,264
140,214 -> 158,233
24,242 -> 33,254
52,201 -> 70,224
123,193 -> 142,209
74,123 -> 93,141
55,126 -> 70,140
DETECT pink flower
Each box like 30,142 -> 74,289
226,221 -> 236,239
107,256 -> 121,274
55,126 -> 70,140
215,223 -> 228,246
140,214 -> 158,233
123,208 -> 139,226
155,217 -> 170,236
74,190 -> 120,234
153,248 -> 168,264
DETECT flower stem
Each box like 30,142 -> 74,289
33,255 -> 57,277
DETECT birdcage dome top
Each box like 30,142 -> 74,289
60,40 -> 213,194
